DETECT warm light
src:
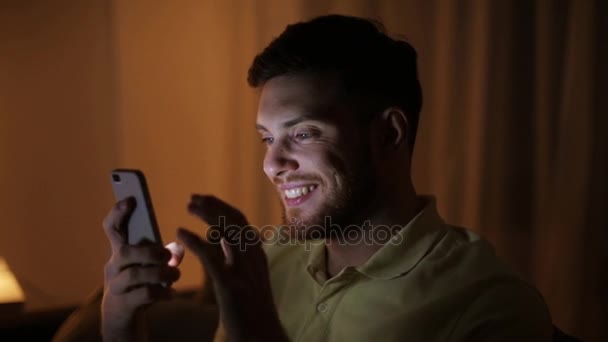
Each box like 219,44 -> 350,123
0,257 -> 25,304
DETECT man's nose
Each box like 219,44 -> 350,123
263,143 -> 299,178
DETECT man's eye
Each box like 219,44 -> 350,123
295,132 -> 313,140
261,137 -> 274,145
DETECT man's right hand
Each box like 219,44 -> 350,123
101,198 -> 183,341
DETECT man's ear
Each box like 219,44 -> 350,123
380,107 -> 408,150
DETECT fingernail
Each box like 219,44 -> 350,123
119,200 -> 128,211
166,241 -> 185,258
120,197 -> 135,211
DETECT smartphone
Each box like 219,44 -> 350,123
110,169 -> 163,245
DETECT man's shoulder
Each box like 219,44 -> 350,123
417,224 -> 545,308
423,224 -> 509,275
448,269 -> 553,341
420,225 -> 553,340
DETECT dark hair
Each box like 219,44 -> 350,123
248,14 -> 423,153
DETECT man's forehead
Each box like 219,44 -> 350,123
257,74 -> 342,123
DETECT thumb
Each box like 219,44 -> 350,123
165,241 -> 185,267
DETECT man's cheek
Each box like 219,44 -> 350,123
325,154 -> 350,186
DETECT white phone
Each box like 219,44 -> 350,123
110,169 -> 163,245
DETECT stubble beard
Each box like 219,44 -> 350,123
280,147 -> 376,240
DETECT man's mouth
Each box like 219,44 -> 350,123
281,184 -> 318,206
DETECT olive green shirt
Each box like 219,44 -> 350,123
218,198 -> 553,341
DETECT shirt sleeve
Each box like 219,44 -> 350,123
448,279 -> 553,342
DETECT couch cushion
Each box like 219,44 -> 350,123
53,288 -> 219,342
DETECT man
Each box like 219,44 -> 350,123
101,15 -> 553,341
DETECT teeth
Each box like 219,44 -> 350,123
284,185 -> 316,199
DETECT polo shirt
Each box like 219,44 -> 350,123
216,197 -> 553,341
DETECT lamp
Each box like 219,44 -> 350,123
0,257 -> 25,315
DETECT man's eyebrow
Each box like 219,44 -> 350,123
255,114 -> 324,132
255,123 -> 268,131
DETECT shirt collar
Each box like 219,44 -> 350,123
305,240 -> 327,284
357,196 -> 446,279
306,196 -> 447,281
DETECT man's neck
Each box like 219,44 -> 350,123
324,188 -> 424,278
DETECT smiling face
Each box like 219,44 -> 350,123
256,73 -> 377,236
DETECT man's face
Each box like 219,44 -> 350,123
256,74 -> 377,236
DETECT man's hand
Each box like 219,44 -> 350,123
101,198 -> 184,341
178,195 -> 288,342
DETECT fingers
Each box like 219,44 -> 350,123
188,194 -> 261,253
165,241 -> 185,267
188,195 -> 248,228
102,198 -> 135,251
177,227 -> 226,282
109,265 -> 180,295
220,238 -> 234,266
124,284 -> 174,309
117,244 -> 171,269
105,244 -> 172,279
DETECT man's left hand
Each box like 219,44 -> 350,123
177,194 -> 288,342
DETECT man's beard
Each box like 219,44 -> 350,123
280,146 -> 376,239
